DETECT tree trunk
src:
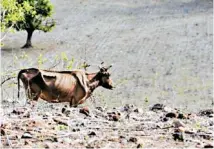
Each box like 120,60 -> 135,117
22,29 -> 34,48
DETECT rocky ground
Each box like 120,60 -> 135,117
1,102 -> 213,148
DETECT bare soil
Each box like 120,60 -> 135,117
1,103 -> 213,148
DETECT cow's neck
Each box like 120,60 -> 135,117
86,72 -> 101,92
86,72 -> 97,83
88,81 -> 100,92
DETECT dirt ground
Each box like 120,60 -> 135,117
1,0 -> 213,148
1,103 -> 214,148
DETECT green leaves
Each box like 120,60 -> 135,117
1,0 -> 25,33
61,52 -> 68,61
66,58 -> 74,70
1,0 -> 56,43
37,54 -> 47,68
22,1 -> 33,12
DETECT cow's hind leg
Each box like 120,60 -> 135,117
69,97 -> 78,108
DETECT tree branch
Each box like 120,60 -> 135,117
0,24 -> 15,42
1,76 -> 16,86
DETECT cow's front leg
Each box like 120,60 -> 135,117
77,91 -> 92,105
30,92 -> 40,109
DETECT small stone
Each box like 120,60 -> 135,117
88,131 -> 96,136
96,107 -> 104,112
24,140 -> 31,145
1,128 -> 5,135
85,144 -> 94,149
43,115 -> 48,119
21,132 -> 33,139
79,107 -> 90,116
150,104 -> 165,111
61,107 -> 66,113
162,117 -> 169,122
43,143 -> 50,149
72,128 -> 78,132
72,128 -> 77,132
129,137 -> 138,143
53,137 -> 58,142
199,134 -> 212,140
199,109 -> 213,117
177,113 -> 187,119
134,108 -> 139,113
133,108 -> 143,113
209,114 -> 213,118
196,142 -> 202,148
119,135 -> 126,139
166,112 -> 178,118
122,104 -> 134,112
64,110 -> 71,117
204,144 -> 213,148
80,123 -> 85,127
209,120 -> 214,126
12,108 -> 25,115
112,114 -> 120,121
137,143 -> 143,148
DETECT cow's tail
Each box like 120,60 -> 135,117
17,69 -> 25,99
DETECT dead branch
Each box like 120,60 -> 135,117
47,60 -> 61,70
52,117 -> 68,126
1,76 -> 16,86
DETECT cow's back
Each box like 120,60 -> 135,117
39,70 -> 87,103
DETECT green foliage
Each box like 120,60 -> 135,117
144,96 -> 149,103
11,0 -> 56,32
61,52 -> 68,61
66,58 -> 74,70
60,52 -> 76,70
1,0 -> 55,45
20,51 -> 29,59
55,124 -> 68,131
0,0 -> 24,41
37,54 -> 47,68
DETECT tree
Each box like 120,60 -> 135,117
1,0 -> 55,48
0,0 -> 24,43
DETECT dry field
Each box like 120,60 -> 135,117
1,0 -> 213,148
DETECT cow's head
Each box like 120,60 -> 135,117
98,64 -> 114,90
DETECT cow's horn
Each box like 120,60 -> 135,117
98,62 -> 104,69
106,65 -> 112,70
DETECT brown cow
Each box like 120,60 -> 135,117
17,65 -> 114,107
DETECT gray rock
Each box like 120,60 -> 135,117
21,132 -> 33,139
